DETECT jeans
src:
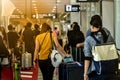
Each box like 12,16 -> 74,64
38,59 -> 55,80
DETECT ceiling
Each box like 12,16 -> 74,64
10,0 -> 70,18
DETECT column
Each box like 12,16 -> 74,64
115,0 -> 120,53
70,0 -> 81,26
0,0 -> 2,24
102,0 -> 114,37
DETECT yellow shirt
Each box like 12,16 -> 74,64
36,32 -> 56,60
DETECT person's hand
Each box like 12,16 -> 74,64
65,53 -> 71,58
33,61 -> 36,68
33,60 -> 37,68
84,74 -> 89,80
76,43 -> 81,47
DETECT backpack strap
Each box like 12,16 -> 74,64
100,28 -> 109,43
91,35 -> 101,44
91,28 -> 109,44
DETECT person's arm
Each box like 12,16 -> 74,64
76,42 -> 84,47
84,36 -> 92,80
84,60 -> 90,80
33,39 -> 39,64
53,35 -> 69,57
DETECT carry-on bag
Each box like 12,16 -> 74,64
13,61 -> 21,80
70,47 -> 84,62
21,52 -> 32,69
59,62 -> 84,80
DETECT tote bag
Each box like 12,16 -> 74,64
50,32 -> 63,67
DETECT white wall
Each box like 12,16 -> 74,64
115,0 -> 120,52
70,0 -> 81,26
102,1 -> 114,37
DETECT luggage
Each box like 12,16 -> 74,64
91,35 -> 118,75
71,47 -> 84,62
21,52 -> 32,69
64,43 -> 70,53
14,47 -> 22,60
59,62 -> 84,80
13,61 -> 21,80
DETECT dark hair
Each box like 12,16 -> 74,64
26,22 -> 32,28
34,24 -> 39,29
54,27 -> 57,30
8,24 -> 13,30
72,22 -> 80,31
90,15 -> 102,29
40,23 -> 51,33
90,15 -> 108,42
71,22 -> 78,28
73,24 -> 80,31
73,22 -> 78,25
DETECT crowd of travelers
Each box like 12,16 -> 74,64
0,14 -> 119,80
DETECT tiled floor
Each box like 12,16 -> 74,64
38,68 -> 58,80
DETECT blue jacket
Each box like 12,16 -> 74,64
84,27 -> 115,73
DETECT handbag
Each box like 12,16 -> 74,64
50,32 -> 63,67
91,36 -> 118,75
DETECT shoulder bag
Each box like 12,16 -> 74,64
50,32 -> 63,67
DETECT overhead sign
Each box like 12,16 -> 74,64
10,15 -> 25,18
32,14 -> 55,19
65,5 -> 80,12
76,0 -> 99,2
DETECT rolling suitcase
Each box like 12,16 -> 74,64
59,62 -> 84,80
70,47 -> 84,62
21,52 -> 32,69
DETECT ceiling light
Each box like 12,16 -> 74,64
32,0 -> 37,2
57,0 -> 61,3
33,6 -> 37,9
32,4 -> 36,6
54,6 -> 57,9
53,8 -> 56,11
52,10 -> 55,13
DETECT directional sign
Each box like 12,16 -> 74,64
65,5 -> 80,12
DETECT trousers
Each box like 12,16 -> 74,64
89,71 -> 118,80
38,59 -> 55,80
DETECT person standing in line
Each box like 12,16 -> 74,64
53,27 -> 59,37
84,15 -> 117,80
0,26 -> 7,47
53,27 -> 63,46
7,24 -> 19,50
22,22 -> 35,54
33,23 -> 40,39
0,26 -> 10,80
67,22 -> 85,62
86,28 -> 91,37
7,24 -> 20,61
33,23 -> 70,80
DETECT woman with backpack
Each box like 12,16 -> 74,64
84,15 -> 118,80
